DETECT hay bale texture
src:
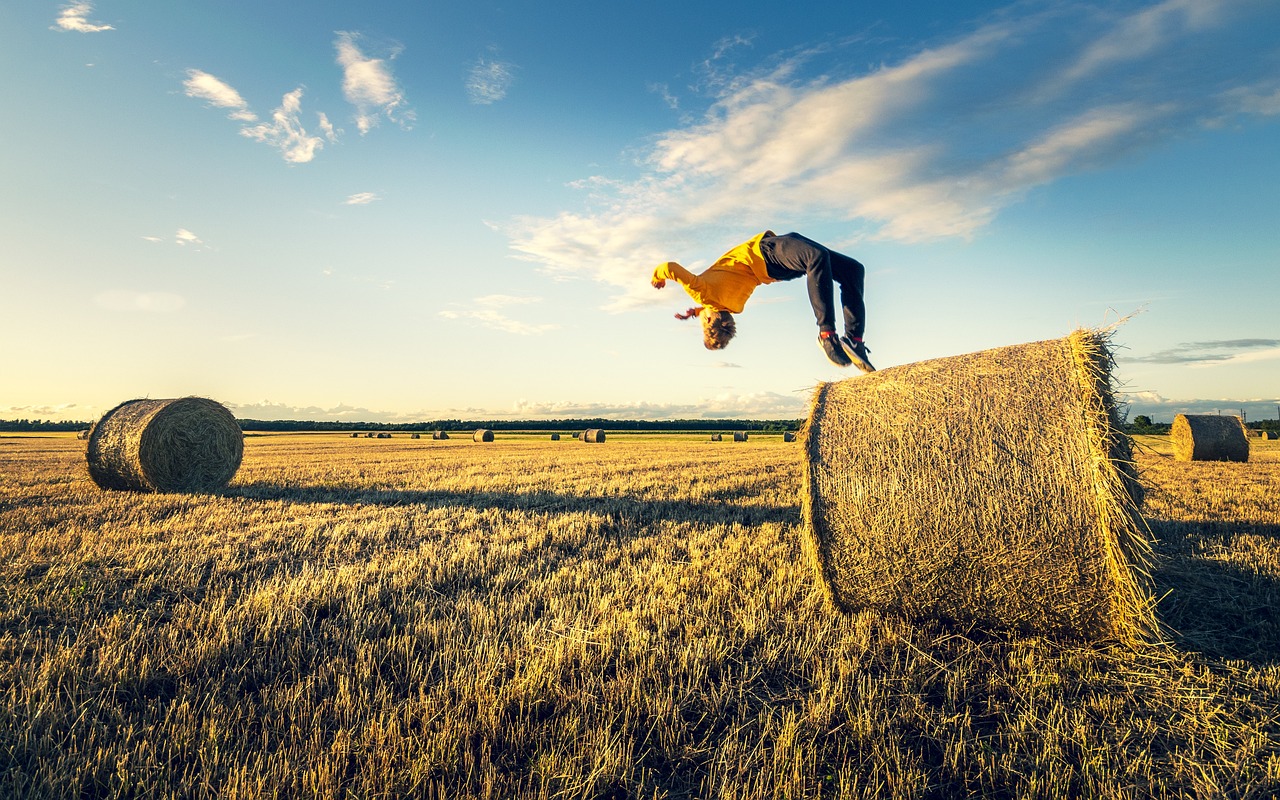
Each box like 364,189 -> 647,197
581,429 -> 606,443
802,329 -> 1155,642
86,397 -> 243,493
473,429 -> 494,442
1171,414 -> 1249,462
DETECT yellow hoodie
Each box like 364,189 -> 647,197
652,230 -> 776,313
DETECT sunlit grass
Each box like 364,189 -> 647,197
1,432 -> 1277,798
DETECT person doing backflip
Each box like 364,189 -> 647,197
650,230 -> 875,371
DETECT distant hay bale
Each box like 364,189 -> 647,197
733,431 -> 749,442
86,397 -> 243,493
1263,431 -> 1279,440
550,433 -> 561,441
350,433 -> 360,438
433,431 -> 450,440
473,429 -> 494,442
1171,414 -> 1249,462
710,433 -> 723,442
77,429 -> 91,440
581,429 -> 606,443
802,329 -> 1155,642
411,432 -> 421,439
366,432 -> 376,438
783,432 -> 797,442
573,431 -> 582,439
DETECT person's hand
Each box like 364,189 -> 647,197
651,277 -> 666,289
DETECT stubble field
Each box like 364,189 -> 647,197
1,431 -> 1278,799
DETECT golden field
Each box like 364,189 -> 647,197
1,431 -> 1278,799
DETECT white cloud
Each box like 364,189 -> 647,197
93,290 -> 186,313
174,228 -> 203,246
240,88 -> 336,164
53,2 -> 112,33
467,58 -> 516,105
183,70 -> 257,122
503,2 -> 1280,309
141,235 -> 163,243
335,31 -> 412,134
439,295 -> 559,335
344,192 -> 379,205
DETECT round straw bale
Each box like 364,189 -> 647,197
550,433 -> 561,440
411,432 -> 421,439
733,431 -> 749,442
433,431 -> 450,440
573,431 -> 581,439
366,432 -> 376,438
1263,431 -> 1279,440
802,329 -> 1154,642
473,429 -> 494,442
377,432 -> 391,439
1171,414 -> 1249,462
783,431 -> 797,442
710,433 -> 723,442
86,397 -> 243,493
581,428 -> 606,443
77,429 -> 91,440
350,433 -> 360,438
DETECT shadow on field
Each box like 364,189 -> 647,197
222,482 -> 800,529
1149,518 -> 1280,667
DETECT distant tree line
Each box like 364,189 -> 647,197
0,417 -> 804,433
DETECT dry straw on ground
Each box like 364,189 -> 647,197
86,397 -> 243,493
1171,414 -> 1250,462
473,429 -> 494,443
733,431 -> 749,442
801,329 -> 1156,642
582,429 -> 606,443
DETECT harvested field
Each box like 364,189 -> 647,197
1,431 -> 1277,798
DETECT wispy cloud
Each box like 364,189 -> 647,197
93,290 -> 186,313
184,70 -> 257,122
466,57 -> 516,105
240,89 -> 337,164
510,390 -> 807,419
344,192 -> 380,205
503,0 -> 1280,309
174,228 -> 203,246
335,31 -> 412,134
1124,339 -> 1280,365
439,294 -> 559,335
185,70 -> 336,163
53,2 -> 112,33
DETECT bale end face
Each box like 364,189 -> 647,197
473,429 -> 494,442
581,429 -> 606,443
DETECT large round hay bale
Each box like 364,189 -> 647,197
1171,414 -> 1248,462
733,431 -> 748,442
710,433 -> 723,442
1263,431 -> 1279,441
581,428 -> 606,443
86,397 -> 243,493
433,431 -> 450,440
802,329 -> 1154,642
550,433 -> 561,441
783,431 -> 797,442
411,432 -> 421,439
473,429 -> 494,442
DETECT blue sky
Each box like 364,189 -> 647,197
2,0 -> 1278,424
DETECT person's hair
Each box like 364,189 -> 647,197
699,308 -> 736,350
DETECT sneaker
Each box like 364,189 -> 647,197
817,330 -> 853,367
840,335 -> 876,373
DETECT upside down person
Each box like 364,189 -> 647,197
650,230 -> 875,371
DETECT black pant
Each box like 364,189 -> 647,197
760,232 -> 865,338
